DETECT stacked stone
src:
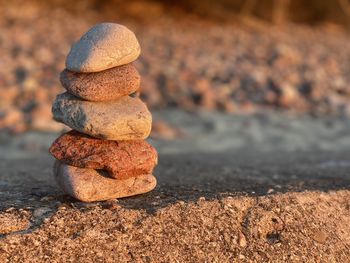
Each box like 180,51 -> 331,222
49,23 -> 158,202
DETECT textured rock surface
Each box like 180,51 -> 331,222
52,92 -> 152,140
54,161 -> 157,202
50,130 -> 158,179
66,23 -> 140,72
0,211 -> 31,235
60,64 -> 140,101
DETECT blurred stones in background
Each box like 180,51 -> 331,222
174,0 -> 350,25
1,0 -> 350,134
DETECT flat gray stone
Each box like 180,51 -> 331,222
66,23 -> 141,72
52,92 -> 152,140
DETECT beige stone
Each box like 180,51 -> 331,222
52,92 -> 152,140
66,23 -> 141,72
54,161 -> 157,202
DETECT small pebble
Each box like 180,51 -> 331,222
238,232 -> 247,247
33,207 -> 51,218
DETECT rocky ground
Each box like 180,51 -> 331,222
0,111 -> 349,262
1,0 -> 350,134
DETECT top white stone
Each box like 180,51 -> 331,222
66,23 -> 141,73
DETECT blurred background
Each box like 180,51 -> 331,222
1,0 -> 350,142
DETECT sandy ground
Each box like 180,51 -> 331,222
0,110 -> 349,262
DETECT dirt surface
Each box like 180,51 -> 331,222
0,111 -> 349,262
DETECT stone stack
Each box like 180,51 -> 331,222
49,23 -> 158,202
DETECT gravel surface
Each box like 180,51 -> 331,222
1,0 -> 350,133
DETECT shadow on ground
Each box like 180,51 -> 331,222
121,150 -> 350,211
0,149 -> 349,218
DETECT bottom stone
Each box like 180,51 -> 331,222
54,161 -> 157,202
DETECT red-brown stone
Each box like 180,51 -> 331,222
49,130 -> 158,179
60,63 -> 140,101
